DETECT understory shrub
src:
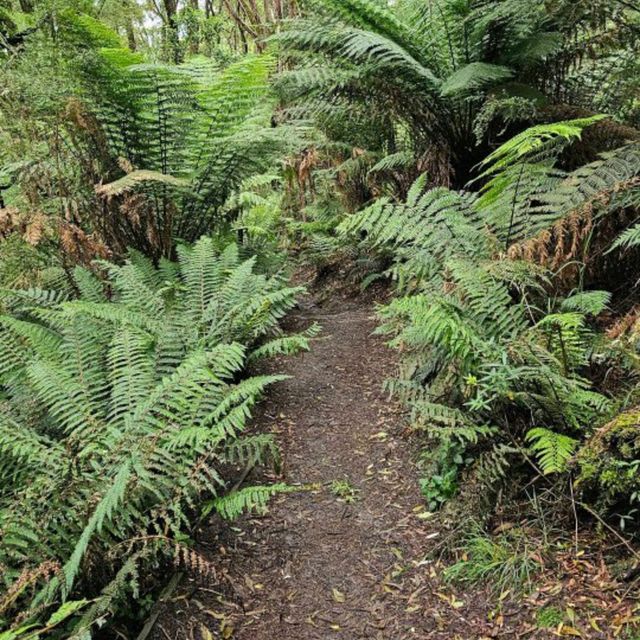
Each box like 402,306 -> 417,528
339,118 -> 640,533
0,236 -> 314,638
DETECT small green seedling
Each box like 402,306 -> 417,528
330,479 -> 360,504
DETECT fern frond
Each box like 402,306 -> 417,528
223,435 -> 280,468
561,291 -> 610,316
526,428 -> 578,474
441,63 -> 513,97
479,116 -> 607,176
610,221 -> 640,251
211,483 -> 293,520
95,170 -> 189,199
62,460 -> 133,593
248,328 -> 319,362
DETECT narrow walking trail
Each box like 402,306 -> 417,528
151,295 -> 485,640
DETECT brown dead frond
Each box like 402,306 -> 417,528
507,177 -> 640,276
173,544 -> 217,582
0,561 -> 61,618
606,306 -> 640,339
59,222 -> 111,265
417,146 -> 453,188
0,207 -> 52,246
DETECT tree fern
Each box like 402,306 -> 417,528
276,0 -> 633,187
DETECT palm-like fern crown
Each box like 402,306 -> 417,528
276,0 -> 638,184
0,237 -> 313,630
87,51 -> 298,256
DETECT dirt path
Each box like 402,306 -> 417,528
150,296 -> 490,639
223,299 -> 432,639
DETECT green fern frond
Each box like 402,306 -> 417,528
61,460 -> 133,593
211,483 -> 293,521
610,221 -> 640,252
441,63 -> 513,97
248,330 -> 317,362
526,428 -> 578,475
479,116 -> 607,176
224,435 -> 280,468
561,291 -> 610,316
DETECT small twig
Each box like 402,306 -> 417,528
569,476 -> 579,557
229,462 -> 257,493
576,500 -> 640,562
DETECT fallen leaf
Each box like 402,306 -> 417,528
559,624 -> 582,637
205,610 -> 225,620
332,588 -> 345,603
200,625 -> 214,640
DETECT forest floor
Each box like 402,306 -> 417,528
149,277 -> 640,640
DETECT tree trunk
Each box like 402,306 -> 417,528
188,0 -> 200,55
125,16 -> 137,51
162,0 -> 182,64
222,0 -> 259,52
263,0 -> 273,24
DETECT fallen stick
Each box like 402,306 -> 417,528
135,572 -> 183,640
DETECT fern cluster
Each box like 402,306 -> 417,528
0,237 -> 312,637
88,51 -> 300,257
0,15 -> 303,262
340,120 -> 640,522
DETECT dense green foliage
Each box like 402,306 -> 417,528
339,118 -> 640,525
1,0 -> 639,634
1,13 -> 295,260
0,237 -> 314,636
276,0 -> 639,186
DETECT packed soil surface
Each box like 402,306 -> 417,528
148,285 -> 640,640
